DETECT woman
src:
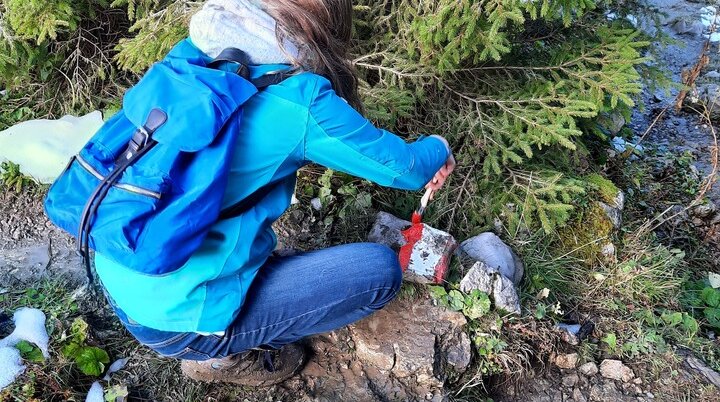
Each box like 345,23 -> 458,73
97,0 -> 455,386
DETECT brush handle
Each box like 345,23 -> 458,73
417,188 -> 434,216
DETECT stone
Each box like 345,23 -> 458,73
555,353 -> 579,369
670,18 -> 705,37
589,382 -> 625,402
0,244 -> 51,283
706,70 -> 720,79
368,212 -> 457,284
600,359 -> 635,382
367,212 -> 411,251
562,373 -> 580,387
349,297 -> 469,396
573,388 -> 587,402
457,232 -> 524,284
579,362 -> 599,377
599,201 -> 622,229
459,261 -> 521,315
691,201 -> 717,219
597,111 -> 626,135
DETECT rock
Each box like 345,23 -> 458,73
459,261 -> 521,315
457,233 -> 524,285
600,359 -> 635,382
555,353 -> 579,369
349,297 -> 469,397
684,355 -> 720,388
599,201 -> 622,229
589,381 -> 626,401
367,212 -> 411,251
670,18 -> 705,36
0,244 -> 50,282
562,373 -> 580,388
706,70 -> 720,79
691,200 -> 717,219
600,242 -> 617,263
579,362 -> 599,377
597,111 -> 626,135
368,212 -> 457,284
573,387 -> 587,402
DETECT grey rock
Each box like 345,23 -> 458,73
600,359 -> 635,382
367,212 -> 411,251
573,387 -> 587,402
562,373 -> 580,387
555,353 -> 579,369
457,233 -> 524,285
350,297 -> 469,396
597,111 -> 626,135
579,362 -> 600,377
685,355 -> 720,388
599,201 -> 623,229
670,18 -> 705,37
459,261 -> 521,315
0,244 -> 51,283
692,201 -> 717,219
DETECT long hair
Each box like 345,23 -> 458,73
263,0 -> 362,111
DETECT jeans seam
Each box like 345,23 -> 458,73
226,285 -> 397,340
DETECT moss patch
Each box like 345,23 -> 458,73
558,203 -> 615,265
586,173 -> 621,206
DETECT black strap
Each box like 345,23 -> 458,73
208,48 -> 252,79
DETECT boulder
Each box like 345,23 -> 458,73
349,297 -> 470,398
367,212 -> 411,251
457,233 -> 524,285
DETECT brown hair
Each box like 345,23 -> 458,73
263,0 -> 362,111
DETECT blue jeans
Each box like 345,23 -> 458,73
106,243 -> 402,360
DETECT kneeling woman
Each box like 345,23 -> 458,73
97,0 -> 455,386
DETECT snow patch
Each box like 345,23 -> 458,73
701,6 -> 717,29
85,381 -> 104,402
0,347 -> 25,391
0,308 -> 50,358
0,111 -> 103,184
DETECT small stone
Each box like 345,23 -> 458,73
573,388 -> 587,402
633,378 -> 642,385
555,353 -> 579,369
600,359 -> 635,382
646,392 -> 655,399
460,261 -> 521,315
579,362 -> 599,376
562,373 -> 580,387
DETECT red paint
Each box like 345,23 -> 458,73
411,212 -> 422,225
399,220 -> 424,272
434,254 -> 449,284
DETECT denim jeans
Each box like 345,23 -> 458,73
105,242 -> 402,360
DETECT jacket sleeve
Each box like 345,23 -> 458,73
304,78 -> 449,191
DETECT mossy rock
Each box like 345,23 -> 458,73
558,203 -> 616,265
586,173 -> 623,209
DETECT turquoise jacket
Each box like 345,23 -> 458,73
96,41 -> 449,333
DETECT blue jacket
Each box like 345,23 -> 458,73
95,39 -> 449,333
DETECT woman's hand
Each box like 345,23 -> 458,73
425,135 -> 456,196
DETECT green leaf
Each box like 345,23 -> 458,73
448,290 -> 465,312
602,332 -> 617,351
705,308 -> 720,330
70,317 -> 89,343
16,340 -> 44,362
62,342 -> 81,359
463,290 -> 491,320
701,287 -> 720,308
75,347 -> 110,377
104,385 -> 129,402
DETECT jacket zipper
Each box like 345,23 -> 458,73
76,156 -> 162,199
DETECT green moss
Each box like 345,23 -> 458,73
558,203 -> 615,265
586,173 -> 620,206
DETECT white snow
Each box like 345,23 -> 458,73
85,381 -> 104,402
0,308 -> 50,358
0,111 -> 103,184
103,357 -> 129,381
711,32 -> 720,42
701,6 -> 717,28
0,347 -> 25,391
